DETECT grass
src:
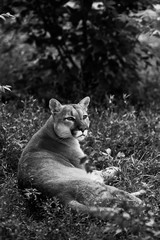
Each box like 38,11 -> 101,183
0,98 -> 160,240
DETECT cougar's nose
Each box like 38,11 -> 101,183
78,125 -> 88,133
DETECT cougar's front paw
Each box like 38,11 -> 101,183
80,155 -> 95,173
101,166 -> 121,183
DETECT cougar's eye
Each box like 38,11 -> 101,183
65,116 -> 75,121
83,115 -> 88,120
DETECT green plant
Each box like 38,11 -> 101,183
0,12 -> 15,22
1,1 -> 160,107
0,85 -> 11,95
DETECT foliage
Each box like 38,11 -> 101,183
0,0 -> 159,107
0,98 -> 160,239
0,12 -> 15,22
0,85 -> 11,99
0,85 -> 11,92
127,4 -> 160,108
131,4 -> 160,49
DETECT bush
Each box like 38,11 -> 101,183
1,1 -> 160,107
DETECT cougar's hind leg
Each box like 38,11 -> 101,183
103,184 -> 143,206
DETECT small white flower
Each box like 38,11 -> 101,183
117,152 -> 125,158
106,148 -> 112,155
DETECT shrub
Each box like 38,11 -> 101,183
1,1 -> 160,107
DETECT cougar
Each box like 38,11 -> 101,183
18,97 -> 142,219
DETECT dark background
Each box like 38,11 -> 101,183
0,0 -> 160,109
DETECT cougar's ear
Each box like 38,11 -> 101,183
79,97 -> 90,111
49,98 -> 62,114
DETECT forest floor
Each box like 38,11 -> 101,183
0,99 -> 160,240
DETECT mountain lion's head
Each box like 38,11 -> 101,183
49,97 -> 90,141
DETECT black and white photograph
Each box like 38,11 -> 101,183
0,1 -> 160,239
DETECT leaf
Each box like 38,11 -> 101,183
0,15 -> 6,22
2,13 -> 15,19
0,13 -> 15,22
103,0 -> 115,9
106,148 -> 112,155
130,9 -> 157,21
145,218 -> 155,227
117,152 -> 125,158
3,85 -> 12,91
92,2 -> 105,11
0,85 -> 12,93
153,4 -> 160,12
122,212 -> 130,220
0,86 -> 5,93
139,33 -> 160,48
115,228 -> 123,235
117,14 -> 129,23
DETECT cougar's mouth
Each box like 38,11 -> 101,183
77,133 -> 85,138
72,130 -> 88,141
76,134 -> 86,142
